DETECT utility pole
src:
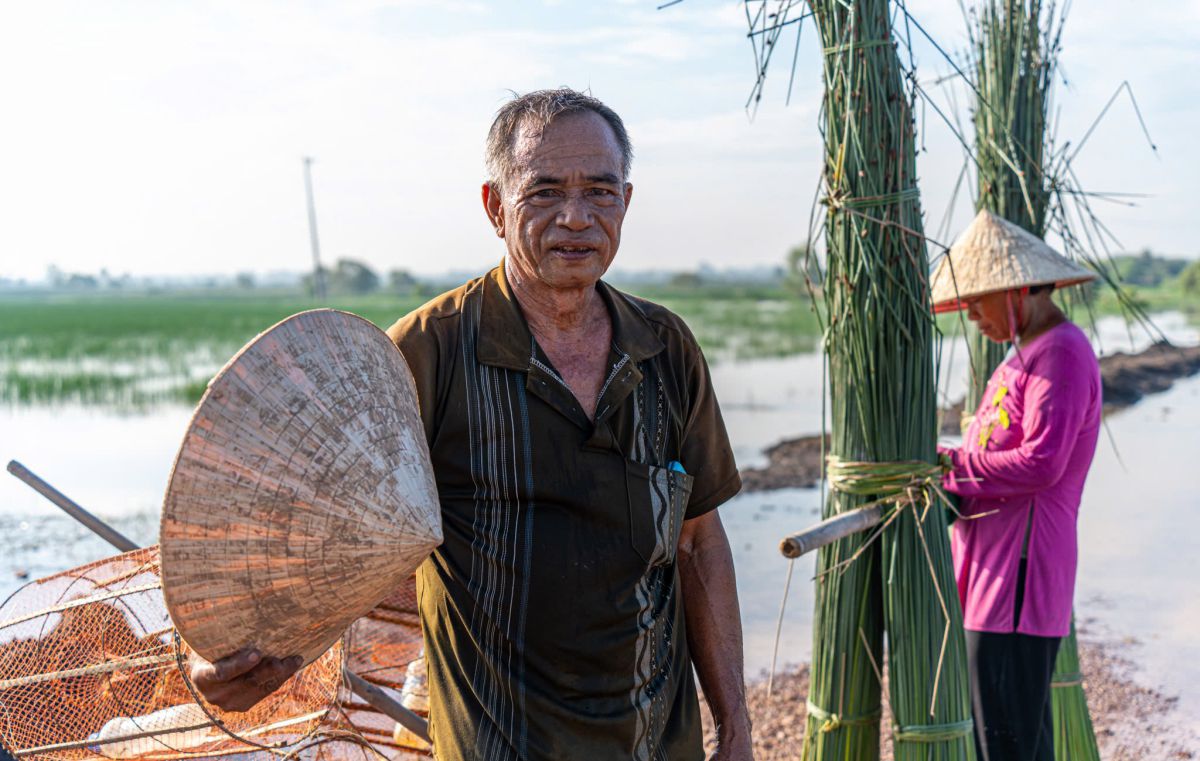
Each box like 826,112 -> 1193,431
302,157 -> 327,300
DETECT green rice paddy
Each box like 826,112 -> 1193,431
2,280 -> 1187,412
0,288 -> 822,411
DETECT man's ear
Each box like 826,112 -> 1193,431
623,182 -> 633,209
481,182 -> 505,238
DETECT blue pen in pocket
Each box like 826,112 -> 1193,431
668,460 -> 687,474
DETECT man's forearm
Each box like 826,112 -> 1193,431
678,511 -> 751,745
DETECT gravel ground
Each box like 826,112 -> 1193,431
702,635 -> 1198,759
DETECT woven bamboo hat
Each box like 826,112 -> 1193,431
930,209 -> 1097,313
160,309 -> 442,666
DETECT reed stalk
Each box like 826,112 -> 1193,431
803,2 -> 974,759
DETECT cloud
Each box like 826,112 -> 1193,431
0,0 -> 1195,281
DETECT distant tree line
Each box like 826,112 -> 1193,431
300,258 -> 426,297
1113,249 -> 1191,287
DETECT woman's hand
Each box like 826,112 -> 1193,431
189,646 -> 303,712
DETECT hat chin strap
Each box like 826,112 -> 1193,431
1005,287 -> 1031,343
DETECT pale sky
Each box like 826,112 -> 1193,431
1,0 -> 1196,281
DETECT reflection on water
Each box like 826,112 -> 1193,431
1073,375 -> 1200,730
0,405 -> 189,519
0,312 -> 1196,726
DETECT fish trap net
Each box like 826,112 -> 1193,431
324,581 -> 429,758
0,547 -> 343,761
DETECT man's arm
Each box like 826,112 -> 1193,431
677,509 -> 753,761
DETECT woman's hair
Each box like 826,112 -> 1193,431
1027,283 -> 1056,296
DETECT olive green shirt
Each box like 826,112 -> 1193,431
387,265 -> 740,761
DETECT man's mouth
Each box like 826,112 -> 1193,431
549,245 -> 597,259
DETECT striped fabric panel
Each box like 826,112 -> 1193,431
629,360 -> 677,760
460,293 -> 534,761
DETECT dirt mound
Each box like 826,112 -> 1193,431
1099,341 -> 1200,411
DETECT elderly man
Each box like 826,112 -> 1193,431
193,89 -> 752,761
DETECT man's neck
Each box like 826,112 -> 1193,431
505,259 -> 607,339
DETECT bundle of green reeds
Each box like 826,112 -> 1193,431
802,2 -> 975,759
967,3 -> 1101,758
964,0 -> 1054,411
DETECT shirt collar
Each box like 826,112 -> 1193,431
477,262 -> 666,371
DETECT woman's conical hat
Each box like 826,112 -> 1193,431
160,309 -> 441,666
930,209 -> 1097,313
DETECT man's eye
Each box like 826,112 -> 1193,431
588,187 -> 616,196
533,189 -> 560,198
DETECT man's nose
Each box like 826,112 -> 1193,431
556,194 -> 593,230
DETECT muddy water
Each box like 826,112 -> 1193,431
0,312 -> 1196,727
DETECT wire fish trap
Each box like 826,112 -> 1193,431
0,547 -> 343,761
325,582 -> 429,757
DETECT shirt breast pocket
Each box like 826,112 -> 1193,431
625,460 -> 694,567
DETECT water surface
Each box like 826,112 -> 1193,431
0,311 -> 1196,729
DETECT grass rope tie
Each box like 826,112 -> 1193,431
891,718 -> 974,743
806,701 -> 882,734
822,39 -> 891,55
824,187 -> 921,213
1052,672 -> 1084,688
826,456 -> 944,505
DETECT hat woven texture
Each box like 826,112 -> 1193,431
930,209 -> 1097,313
160,309 -> 441,665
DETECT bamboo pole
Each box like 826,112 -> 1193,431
4,460 -> 430,747
780,506 -> 885,559
344,670 -> 430,744
6,460 -> 138,552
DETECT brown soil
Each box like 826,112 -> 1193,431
742,341 -> 1200,491
701,635 -> 1198,759
1097,341 -> 1200,411
739,434 -> 830,492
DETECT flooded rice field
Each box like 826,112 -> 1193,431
0,310 -> 1196,731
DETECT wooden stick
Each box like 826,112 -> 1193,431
5,459 -> 431,745
6,460 -> 139,552
0,653 -> 177,690
779,504 -> 886,558
344,670 -> 430,744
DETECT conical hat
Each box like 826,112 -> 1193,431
160,309 -> 441,665
930,209 -> 1097,313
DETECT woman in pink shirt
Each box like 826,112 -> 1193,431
930,210 -> 1102,761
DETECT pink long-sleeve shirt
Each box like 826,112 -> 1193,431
941,321 -> 1101,637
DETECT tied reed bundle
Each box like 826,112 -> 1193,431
965,3 -> 1101,757
802,2 -> 975,759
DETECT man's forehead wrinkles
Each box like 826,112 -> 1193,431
522,172 -> 621,186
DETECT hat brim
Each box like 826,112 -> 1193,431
931,273 -> 1098,314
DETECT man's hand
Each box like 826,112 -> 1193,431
189,647 -> 304,712
712,715 -> 754,761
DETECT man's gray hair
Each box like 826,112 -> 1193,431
485,88 -> 633,190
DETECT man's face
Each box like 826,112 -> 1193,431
965,290 -> 1014,343
484,111 -> 632,291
